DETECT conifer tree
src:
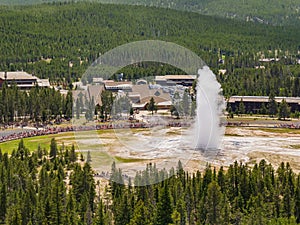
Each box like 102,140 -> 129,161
295,175 -> 300,223
278,99 -> 291,120
238,98 -> 245,115
268,92 -> 278,117
50,138 -> 57,159
205,181 -> 222,225
147,97 -> 157,115
128,200 -> 150,225
156,183 -> 172,225
93,200 -> 105,225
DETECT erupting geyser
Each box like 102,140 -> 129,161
194,66 -> 225,150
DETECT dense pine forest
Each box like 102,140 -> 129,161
82,0 -> 300,26
0,83 -> 73,124
0,2 -> 300,97
2,0 -> 300,26
0,139 -> 300,224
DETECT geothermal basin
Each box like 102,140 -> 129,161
76,125 -> 300,178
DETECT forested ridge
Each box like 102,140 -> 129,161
0,139 -> 300,224
0,2 -> 300,97
2,0 -> 300,26
0,2 -> 299,83
83,0 -> 300,26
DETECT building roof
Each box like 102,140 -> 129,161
72,90 -> 87,104
132,102 -> 148,109
87,85 -> 105,106
104,81 -> 132,90
0,71 -> 38,80
228,96 -> 300,104
92,77 -> 104,83
155,75 -> 197,81
130,84 -> 172,104
128,92 -> 141,98
37,79 -> 50,87
157,100 -> 172,106
0,71 -> 50,88
104,81 -> 132,86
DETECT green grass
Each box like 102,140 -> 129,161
0,128 -> 140,154
0,132 -> 76,153
114,156 -> 148,163
0,128 -> 141,154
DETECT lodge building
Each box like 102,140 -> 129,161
228,96 -> 300,113
0,71 -> 50,89
155,75 -> 196,86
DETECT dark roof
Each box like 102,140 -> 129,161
229,96 -> 300,104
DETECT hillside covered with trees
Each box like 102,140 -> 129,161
2,0 -> 300,26
0,2 -> 300,97
87,0 -> 300,26
0,139 -> 300,224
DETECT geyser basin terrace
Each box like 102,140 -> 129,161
77,125 -> 300,178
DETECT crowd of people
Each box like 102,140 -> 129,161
0,121 -> 192,143
0,126 -> 73,143
1,120 -> 299,144
275,123 -> 300,129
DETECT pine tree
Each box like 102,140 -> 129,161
76,98 -> 80,119
66,192 -> 79,225
295,175 -> 300,223
147,97 -> 157,115
65,91 -> 73,119
93,200 -> 105,225
156,183 -> 172,225
70,144 -> 77,162
238,98 -> 245,115
5,205 -> 22,225
181,90 -> 190,117
268,92 -> 278,117
171,209 -> 181,225
128,200 -> 150,225
278,99 -> 290,120
114,193 -> 131,225
205,181 -> 222,225
0,182 -> 7,222
190,100 -> 196,117
50,138 -> 57,159
86,150 -> 92,163
175,198 -> 186,225
283,185 -> 294,218
17,139 -> 28,160
260,102 -> 267,114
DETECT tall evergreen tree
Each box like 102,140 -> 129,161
147,97 -> 157,115
128,200 -> 150,225
278,99 -> 291,120
205,181 -> 222,225
238,98 -> 245,115
268,92 -> 278,117
156,183 -> 172,225
49,138 -> 57,159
